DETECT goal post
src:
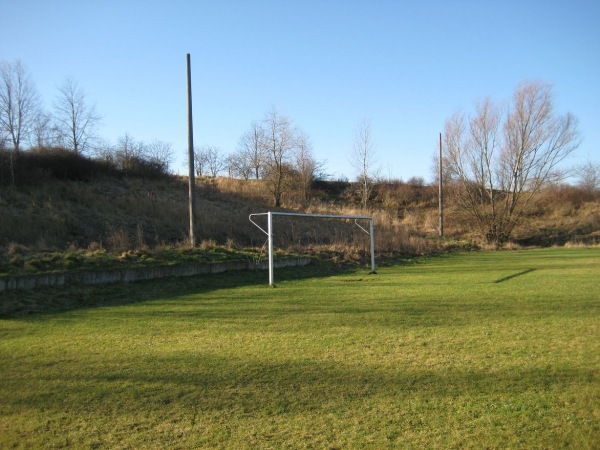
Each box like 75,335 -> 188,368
249,211 -> 376,286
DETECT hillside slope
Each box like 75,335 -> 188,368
0,177 -> 271,251
1,174 -> 599,255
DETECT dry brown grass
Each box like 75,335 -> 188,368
1,175 -> 598,260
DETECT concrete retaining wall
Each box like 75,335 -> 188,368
0,257 -> 312,291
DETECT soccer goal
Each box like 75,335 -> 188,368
249,211 -> 376,286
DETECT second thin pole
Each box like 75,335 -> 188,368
438,132 -> 444,238
187,53 -> 197,247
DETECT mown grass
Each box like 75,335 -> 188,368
0,248 -> 598,448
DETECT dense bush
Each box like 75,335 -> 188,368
121,155 -> 171,180
0,147 -> 171,186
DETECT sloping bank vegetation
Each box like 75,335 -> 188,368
0,147 -> 599,283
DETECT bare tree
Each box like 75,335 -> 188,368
262,108 -> 296,207
444,99 -> 502,234
194,146 -> 209,177
202,145 -> 224,177
294,129 -> 321,202
443,81 -> 580,245
194,145 -> 224,177
146,139 -> 174,173
238,121 -> 265,179
115,133 -> 146,173
238,109 -> 319,203
54,77 -> 100,155
577,160 -> 600,193
350,118 -> 378,209
228,149 -> 253,179
29,110 -> 57,148
224,153 -> 237,178
93,139 -> 116,165
0,60 -> 40,153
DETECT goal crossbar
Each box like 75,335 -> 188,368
249,211 -> 376,286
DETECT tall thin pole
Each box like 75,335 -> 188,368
187,53 -> 197,247
438,132 -> 444,238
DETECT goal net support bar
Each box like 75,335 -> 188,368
249,211 -> 376,286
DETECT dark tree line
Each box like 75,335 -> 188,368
0,59 -> 173,185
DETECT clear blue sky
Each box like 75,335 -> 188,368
2,0 -> 599,182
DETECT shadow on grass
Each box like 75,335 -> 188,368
0,261 -> 360,318
494,268 -> 536,283
7,350 -> 595,421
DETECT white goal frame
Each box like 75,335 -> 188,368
249,211 -> 376,286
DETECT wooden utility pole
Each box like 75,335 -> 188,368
438,132 -> 444,238
187,53 -> 197,247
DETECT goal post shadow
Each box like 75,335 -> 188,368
249,211 -> 376,286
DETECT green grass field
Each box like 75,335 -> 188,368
1,248 -> 598,449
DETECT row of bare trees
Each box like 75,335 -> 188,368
0,60 -> 100,155
196,108 -> 324,207
194,112 -> 383,210
0,59 -> 176,183
3,58 -> 590,246
194,145 -> 228,178
96,133 -> 174,175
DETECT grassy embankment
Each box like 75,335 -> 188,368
1,248 -> 598,448
0,243 -> 270,277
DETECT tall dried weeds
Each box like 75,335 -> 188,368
1,173 -> 598,258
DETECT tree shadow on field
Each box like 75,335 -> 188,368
0,262 -> 359,318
